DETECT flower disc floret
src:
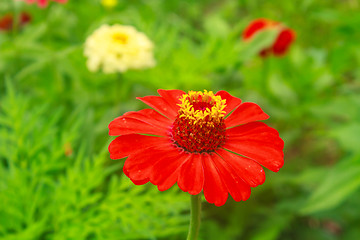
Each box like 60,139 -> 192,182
171,91 -> 227,153
178,90 -> 226,123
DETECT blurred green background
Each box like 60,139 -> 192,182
1,0 -> 360,239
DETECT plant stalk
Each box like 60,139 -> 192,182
186,194 -> 202,240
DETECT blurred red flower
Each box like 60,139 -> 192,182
22,0 -> 68,8
108,90 -> 284,206
243,18 -> 296,57
0,15 -> 12,31
0,12 -> 31,31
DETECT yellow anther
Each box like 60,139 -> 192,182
177,90 -> 226,124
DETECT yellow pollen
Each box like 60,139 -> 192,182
177,90 -> 226,124
112,33 -> 129,44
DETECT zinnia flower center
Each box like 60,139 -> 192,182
112,33 -> 129,44
171,90 -> 227,153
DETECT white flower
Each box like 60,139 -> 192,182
84,24 -> 156,73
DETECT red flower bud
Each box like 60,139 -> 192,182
243,18 -> 296,57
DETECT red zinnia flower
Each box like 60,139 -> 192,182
21,0 -> 68,8
0,14 -> 13,31
0,12 -> 31,31
243,18 -> 296,57
20,12 -> 32,25
108,90 -> 284,206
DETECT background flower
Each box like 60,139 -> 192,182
20,0 -> 68,8
108,90 -> 284,206
243,18 -> 296,57
0,14 -> 13,31
101,0 -> 118,9
84,24 -> 156,73
0,12 -> 31,31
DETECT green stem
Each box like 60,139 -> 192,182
114,73 -> 133,105
186,194 -> 202,240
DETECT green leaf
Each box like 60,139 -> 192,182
300,156 -> 360,214
239,29 -> 279,62
250,214 -> 292,240
203,14 -> 231,38
268,74 -> 298,104
330,123 -> 360,153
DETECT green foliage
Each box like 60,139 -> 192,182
0,81 -> 188,240
1,0 -> 360,239
301,155 -> 360,215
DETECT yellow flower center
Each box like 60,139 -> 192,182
178,90 -> 226,124
112,33 -> 129,44
171,90 -> 227,153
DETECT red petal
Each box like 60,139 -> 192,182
243,18 -> 269,40
123,166 -> 149,185
210,153 -> 251,202
124,109 -> 173,127
202,154 -> 228,206
222,133 -> 284,172
216,149 -> 265,187
109,109 -> 171,136
137,94 -> 179,120
108,134 -> 170,159
38,0 -> 48,8
131,178 -> 149,185
124,143 -> 179,181
150,151 -> 191,191
273,28 -> 296,55
225,102 -> 269,128
157,89 -> 185,115
215,90 -> 242,116
226,122 -> 284,150
226,122 -> 279,136
177,154 -> 204,195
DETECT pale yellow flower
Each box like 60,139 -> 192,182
101,0 -> 118,8
84,24 -> 156,73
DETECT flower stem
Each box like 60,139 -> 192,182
186,194 -> 202,240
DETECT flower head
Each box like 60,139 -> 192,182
84,24 -> 156,73
101,0 -> 118,8
0,15 -> 13,31
20,0 -> 68,8
0,12 -> 31,32
243,18 -> 296,57
108,90 -> 284,206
